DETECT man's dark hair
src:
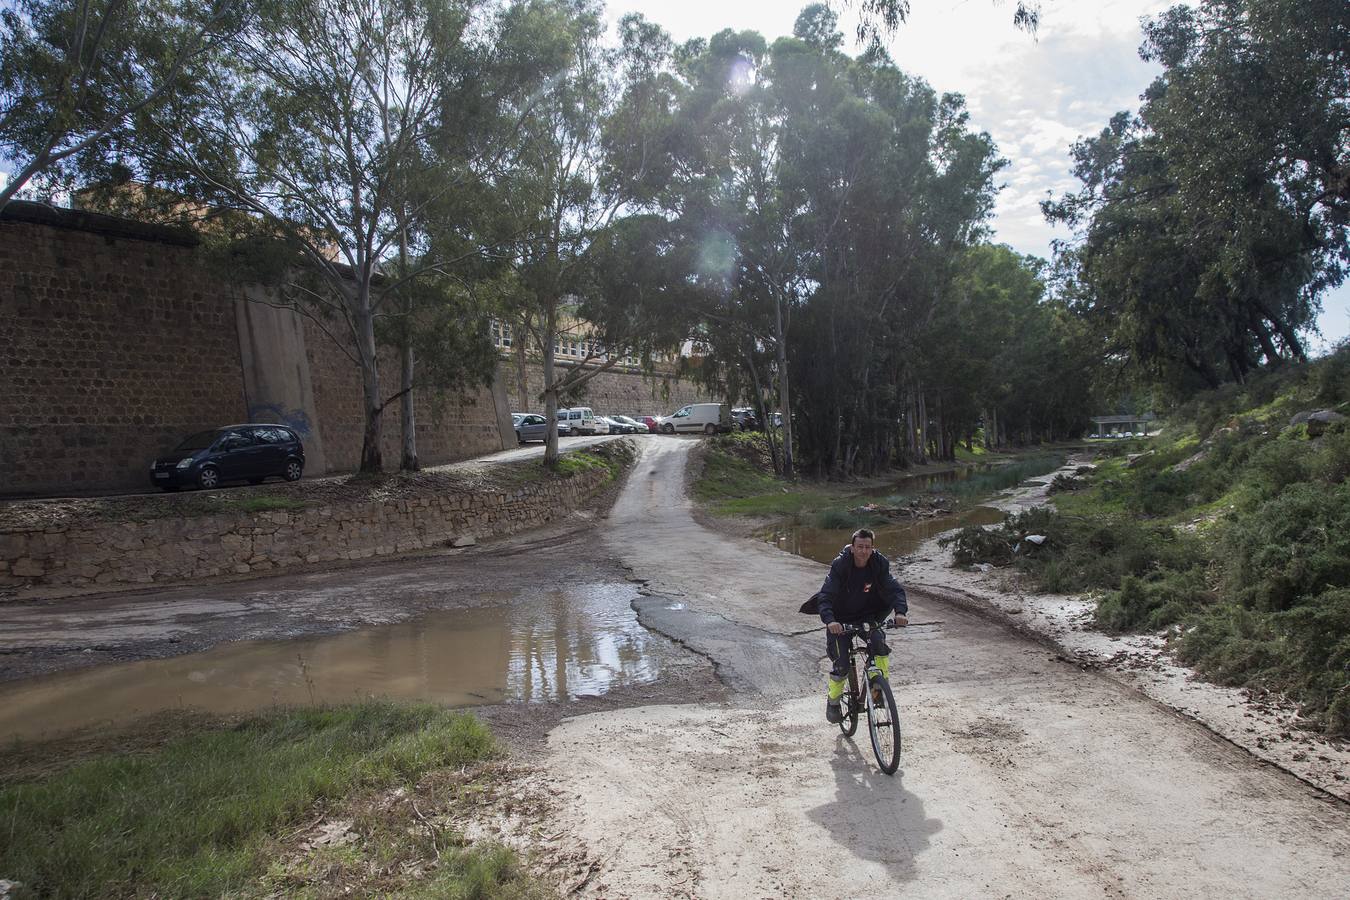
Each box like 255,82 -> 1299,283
851,528 -> 875,544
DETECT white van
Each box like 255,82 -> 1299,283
657,403 -> 731,435
557,407 -> 599,435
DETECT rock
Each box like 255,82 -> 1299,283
452,535 -> 477,548
1289,410 -> 1313,427
11,558 -> 45,578
1024,534 -> 1047,545
1306,409 -> 1346,437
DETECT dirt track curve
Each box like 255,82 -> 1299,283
529,438 -> 1350,899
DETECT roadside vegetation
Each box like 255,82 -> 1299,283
942,348 -> 1350,737
0,702 -> 544,899
694,431 -> 1065,527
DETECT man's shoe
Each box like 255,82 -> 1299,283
825,699 -> 843,724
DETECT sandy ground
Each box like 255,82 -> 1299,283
501,439 -> 1350,898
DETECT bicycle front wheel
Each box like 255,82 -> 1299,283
866,675 -> 902,774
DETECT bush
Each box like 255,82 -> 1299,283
941,524 -> 1015,566
1096,569 -> 1214,632
1312,342 -> 1350,404
1221,482 -> 1350,613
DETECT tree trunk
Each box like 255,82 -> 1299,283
775,295 -> 794,479
515,315 -> 530,410
543,299 -> 561,467
400,336 -> 418,471
397,217 -> 417,471
916,385 -> 929,465
745,350 -> 781,475
355,289 -> 384,473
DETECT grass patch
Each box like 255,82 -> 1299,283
218,495 -> 310,514
0,702 -> 541,899
942,346 -> 1350,736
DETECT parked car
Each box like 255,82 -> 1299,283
656,403 -> 732,435
150,424 -> 305,491
637,415 -> 660,433
612,415 -> 650,433
514,413 -> 548,443
602,416 -> 637,434
730,407 -> 759,431
557,406 -> 599,435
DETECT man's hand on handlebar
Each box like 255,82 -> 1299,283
892,614 -> 909,628
827,622 -> 844,635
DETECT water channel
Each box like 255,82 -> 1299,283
762,466 -> 1010,564
0,583 -> 676,743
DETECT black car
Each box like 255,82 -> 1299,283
731,407 -> 760,431
150,424 -> 305,491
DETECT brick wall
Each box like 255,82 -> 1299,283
0,203 -> 691,495
0,212 -> 247,496
302,319 -> 508,472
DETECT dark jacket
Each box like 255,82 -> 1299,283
817,547 -> 908,625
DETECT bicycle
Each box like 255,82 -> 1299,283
835,620 -> 903,775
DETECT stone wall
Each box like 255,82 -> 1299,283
0,458 -> 619,595
505,359 -> 714,417
0,207 -> 248,497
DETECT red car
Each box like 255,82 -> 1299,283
637,415 -> 659,433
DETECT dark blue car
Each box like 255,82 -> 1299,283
150,424 -> 305,491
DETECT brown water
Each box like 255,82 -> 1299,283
766,505 -> 1006,565
0,583 -> 671,742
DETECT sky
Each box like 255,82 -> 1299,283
606,0 -> 1350,353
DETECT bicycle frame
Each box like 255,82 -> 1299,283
835,620 -> 903,774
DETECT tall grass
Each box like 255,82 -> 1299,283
0,703 -> 530,898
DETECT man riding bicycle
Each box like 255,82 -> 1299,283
817,528 -> 908,724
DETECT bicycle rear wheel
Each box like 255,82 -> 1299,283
866,674 -> 902,774
839,658 -> 860,736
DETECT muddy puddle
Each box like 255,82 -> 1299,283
766,505 -> 1006,565
0,583 -> 672,742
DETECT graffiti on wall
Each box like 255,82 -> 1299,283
247,402 -> 314,438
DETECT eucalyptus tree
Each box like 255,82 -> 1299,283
670,25 -> 806,476
771,15 -> 1002,476
0,0 -> 243,209
135,0 -> 510,473
496,1 -> 698,466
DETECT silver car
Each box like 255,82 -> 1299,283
513,413 -> 549,443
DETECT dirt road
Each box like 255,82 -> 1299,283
530,438 -> 1350,898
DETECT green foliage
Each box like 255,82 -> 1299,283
0,703 -> 502,898
0,0 -> 242,206
1045,0 -> 1348,395
1222,482 -> 1350,613
553,451 -> 613,479
960,351 -> 1350,734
